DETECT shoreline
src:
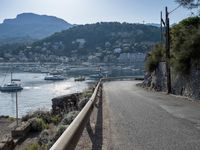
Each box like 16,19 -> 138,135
0,83 -> 95,150
0,72 -> 90,117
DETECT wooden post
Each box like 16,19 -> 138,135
165,7 -> 171,94
160,11 -> 163,43
16,92 -> 18,127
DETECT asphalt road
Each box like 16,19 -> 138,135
103,81 -> 200,150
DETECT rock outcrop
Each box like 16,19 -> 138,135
52,93 -> 80,114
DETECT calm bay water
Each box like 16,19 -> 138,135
0,72 -> 89,117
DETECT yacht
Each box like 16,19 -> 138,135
0,82 -> 23,92
44,74 -> 65,81
89,73 -> 103,80
74,76 -> 85,82
0,73 -> 23,92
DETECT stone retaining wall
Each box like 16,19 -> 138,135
142,62 -> 200,100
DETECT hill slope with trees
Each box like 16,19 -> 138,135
33,22 -> 160,55
0,22 -> 160,62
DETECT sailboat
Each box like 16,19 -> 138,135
0,72 -> 23,92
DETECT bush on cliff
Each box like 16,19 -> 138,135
25,142 -> 46,150
47,125 -> 69,149
145,43 -> 164,72
30,118 -> 48,132
78,98 -> 89,110
38,129 -> 51,145
22,109 -> 61,125
61,111 -> 79,125
145,16 -> 200,75
22,110 -> 51,123
171,16 -> 200,74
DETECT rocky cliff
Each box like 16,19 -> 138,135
142,62 -> 200,100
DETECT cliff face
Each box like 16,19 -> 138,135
142,62 -> 200,100
0,13 -> 72,40
171,66 -> 200,100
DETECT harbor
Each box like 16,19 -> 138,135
0,72 -> 89,117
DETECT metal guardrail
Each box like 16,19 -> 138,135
50,76 -> 143,150
50,79 -> 102,150
103,76 -> 144,81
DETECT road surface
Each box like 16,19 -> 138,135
103,81 -> 200,150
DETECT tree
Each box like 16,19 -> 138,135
170,16 -> 200,74
175,0 -> 200,9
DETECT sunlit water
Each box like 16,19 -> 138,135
0,72 -> 89,117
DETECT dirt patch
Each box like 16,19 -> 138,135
14,132 -> 40,150
0,117 -> 15,141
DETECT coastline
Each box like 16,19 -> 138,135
0,83 -> 95,150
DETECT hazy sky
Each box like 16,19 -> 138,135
0,0 -> 196,24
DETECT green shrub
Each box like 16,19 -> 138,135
145,44 -> 164,72
25,143 -> 46,150
53,125 -> 68,141
81,90 -> 93,99
145,16 -> 200,75
38,129 -> 50,145
50,115 -> 61,125
61,111 -> 79,125
171,16 -> 200,74
9,117 -> 15,122
25,143 -> 38,150
22,110 -> 51,123
30,118 -> 48,132
47,125 -> 68,149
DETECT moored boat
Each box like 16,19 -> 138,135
74,76 -> 85,82
89,73 -> 103,80
0,72 -> 23,92
44,75 -> 65,81
0,82 -> 23,92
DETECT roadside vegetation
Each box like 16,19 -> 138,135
20,89 -> 93,150
145,44 -> 164,73
171,16 -> 200,74
145,16 -> 200,75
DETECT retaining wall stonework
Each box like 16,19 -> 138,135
142,62 -> 200,100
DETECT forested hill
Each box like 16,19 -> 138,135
33,22 -> 160,56
0,22 -> 161,62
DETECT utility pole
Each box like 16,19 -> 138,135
165,7 -> 171,94
161,7 -> 171,94
16,92 -> 18,127
160,11 -> 163,44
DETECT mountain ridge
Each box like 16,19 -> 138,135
0,13 -> 73,44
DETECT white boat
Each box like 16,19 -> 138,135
0,82 -> 23,92
74,76 -> 85,82
0,73 -> 23,92
44,75 -> 65,81
89,73 -> 103,80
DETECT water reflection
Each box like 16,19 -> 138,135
0,73 -> 89,117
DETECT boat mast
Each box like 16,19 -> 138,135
11,71 -> 13,82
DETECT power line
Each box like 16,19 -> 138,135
169,4 -> 182,14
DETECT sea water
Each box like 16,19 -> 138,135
0,72 -> 89,117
